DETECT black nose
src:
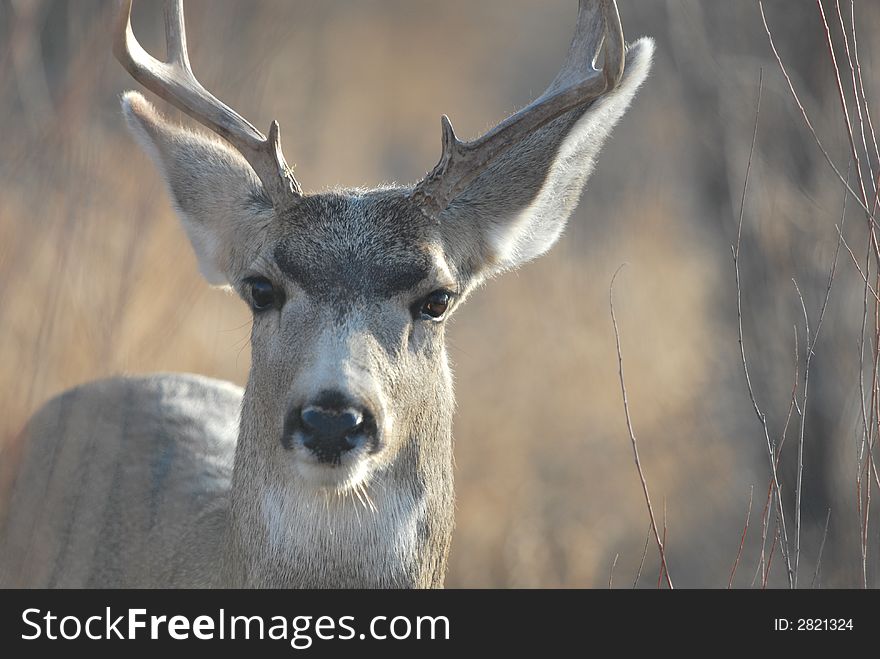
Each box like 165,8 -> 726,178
283,391 -> 378,463
301,406 -> 362,441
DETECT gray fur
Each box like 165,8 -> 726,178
0,29 -> 652,588
0,374 -> 237,587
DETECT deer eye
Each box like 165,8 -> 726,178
245,277 -> 282,312
418,290 -> 451,320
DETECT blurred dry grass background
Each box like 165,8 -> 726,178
2,0 -> 879,587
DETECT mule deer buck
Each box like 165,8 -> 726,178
0,0 -> 652,587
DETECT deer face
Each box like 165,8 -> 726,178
237,192 -> 465,491
118,1 -> 653,494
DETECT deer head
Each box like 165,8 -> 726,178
115,0 -> 653,503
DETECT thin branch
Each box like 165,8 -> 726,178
758,1 -> 880,234
867,446 -> 880,493
810,508 -> 832,588
729,485 -> 754,589
790,123 -> 846,588
751,480 -> 775,588
608,553 -> 619,589
857,215 -> 880,589
817,0 -> 868,209
833,0 -> 875,196
849,0 -> 880,174
862,446 -> 873,587
633,522 -> 651,589
763,525 -> 780,589
731,69 -> 794,587
810,188 -> 846,352
792,279 -> 810,586
857,294 -> 870,589
781,326 -> 801,445
610,265 -> 673,589
752,328 -> 799,588
836,224 -> 880,301
657,498 -> 668,589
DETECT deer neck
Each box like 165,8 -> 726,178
221,382 -> 455,588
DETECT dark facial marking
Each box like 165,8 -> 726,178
272,192 -> 434,301
274,248 -> 431,300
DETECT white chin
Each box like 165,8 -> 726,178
293,455 -> 372,492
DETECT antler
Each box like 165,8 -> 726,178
113,0 -> 302,210
411,0 -> 626,216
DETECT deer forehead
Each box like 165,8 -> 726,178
269,190 -> 455,300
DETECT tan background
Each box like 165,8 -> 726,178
1,0 -> 878,587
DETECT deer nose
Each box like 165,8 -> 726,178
301,406 -> 362,441
283,391 -> 378,464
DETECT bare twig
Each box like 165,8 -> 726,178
810,199 -> 846,353
811,508 -> 832,588
855,198 -> 880,589
781,326 -> 801,445
833,1 -> 875,196
783,107 -> 846,587
610,265 -> 673,589
657,498 -> 668,589
752,327 -> 799,587
848,0 -> 880,175
792,279 -> 809,586
792,169 -> 842,588
861,451 -> 873,587
729,485 -> 754,589
731,69 -> 794,587
759,1 -> 879,231
633,522 -> 651,589
857,290 -> 871,588
752,480 -> 775,588
763,525 -> 780,589
835,224 -> 879,300
817,0 -> 868,208
608,553 -> 619,589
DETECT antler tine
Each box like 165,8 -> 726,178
113,0 -> 302,209
162,0 -> 188,70
412,0 -> 625,216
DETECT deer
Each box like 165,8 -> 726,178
0,0 -> 652,588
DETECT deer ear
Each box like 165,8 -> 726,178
441,38 -> 653,276
121,91 -> 274,286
